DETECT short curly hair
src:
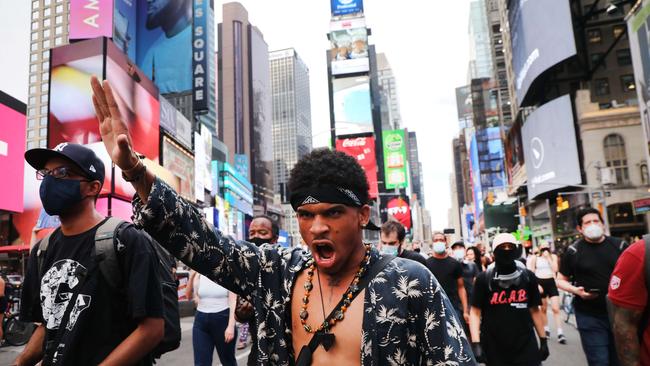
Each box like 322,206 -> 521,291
288,148 -> 370,204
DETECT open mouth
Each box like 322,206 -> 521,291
313,241 -> 336,266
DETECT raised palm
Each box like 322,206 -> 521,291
90,76 -> 138,170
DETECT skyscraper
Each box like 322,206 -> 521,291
269,48 -> 312,201
407,131 -> 425,206
25,0 -> 70,150
218,2 -> 274,212
269,48 -> 312,245
376,53 -> 402,131
468,0 -> 493,80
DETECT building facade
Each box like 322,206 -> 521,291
376,53 -> 402,131
26,0 -> 70,150
407,131 -> 425,206
218,2 -> 274,212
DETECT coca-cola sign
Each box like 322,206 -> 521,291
342,137 -> 367,147
336,136 -> 378,199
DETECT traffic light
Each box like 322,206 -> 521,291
519,205 -> 527,217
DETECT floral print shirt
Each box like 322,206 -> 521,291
133,178 -> 476,365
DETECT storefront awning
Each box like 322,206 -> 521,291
0,245 -> 30,254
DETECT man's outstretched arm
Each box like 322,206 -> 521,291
90,77 -> 265,296
608,298 -> 642,366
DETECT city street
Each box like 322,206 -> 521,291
0,311 -> 587,365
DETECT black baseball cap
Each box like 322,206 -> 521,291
25,142 -> 105,184
451,241 -> 466,249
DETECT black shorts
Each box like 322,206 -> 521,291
537,277 -> 559,298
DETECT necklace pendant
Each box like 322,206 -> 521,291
319,332 -> 336,351
299,309 -> 309,320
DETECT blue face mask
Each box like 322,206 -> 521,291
433,242 -> 447,254
380,245 -> 399,256
39,175 -> 84,216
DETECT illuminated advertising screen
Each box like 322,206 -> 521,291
162,136 -> 194,201
382,129 -> 408,189
333,76 -> 373,135
330,0 -> 363,16
330,18 -> 369,75
523,95 -> 581,198
335,136 -> 379,199
509,0 -> 576,106
136,0 -> 192,93
113,0 -> 137,61
69,0 -> 114,41
49,38 -> 161,199
0,91 -> 26,213
380,195 -> 412,230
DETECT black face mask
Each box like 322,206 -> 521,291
39,175 -> 84,216
248,237 -> 270,247
493,247 -> 520,275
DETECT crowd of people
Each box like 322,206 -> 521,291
5,77 -> 650,365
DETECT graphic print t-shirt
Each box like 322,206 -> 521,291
472,269 -> 542,364
20,220 -> 164,365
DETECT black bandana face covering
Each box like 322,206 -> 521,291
290,185 -> 364,211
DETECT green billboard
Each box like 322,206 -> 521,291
382,129 -> 409,189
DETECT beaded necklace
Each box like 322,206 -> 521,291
299,243 -> 371,334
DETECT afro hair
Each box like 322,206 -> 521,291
288,148 -> 370,204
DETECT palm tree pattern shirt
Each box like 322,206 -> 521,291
132,178 -> 476,366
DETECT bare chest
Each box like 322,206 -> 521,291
290,270 -> 365,366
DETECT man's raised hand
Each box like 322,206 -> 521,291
90,76 -> 138,171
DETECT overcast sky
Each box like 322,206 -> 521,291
0,0 -> 471,231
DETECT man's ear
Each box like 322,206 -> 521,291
84,180 -> 102,198
359,205 -> 371,226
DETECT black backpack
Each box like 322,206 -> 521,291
38,217 -> 181,359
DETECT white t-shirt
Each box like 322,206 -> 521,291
195,275 -> 229,313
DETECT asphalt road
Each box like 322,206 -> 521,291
0,312 -> 588,365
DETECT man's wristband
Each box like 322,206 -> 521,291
122,158 -> 146,182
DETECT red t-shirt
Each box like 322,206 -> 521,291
608,240 -> 650,365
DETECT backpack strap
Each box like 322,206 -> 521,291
37,228 -> 61,280
94,217 -> 127,290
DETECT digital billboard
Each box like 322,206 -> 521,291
382,129 -> 408,189
333,76 -> 373,135
504,120 -> 526,193
335,136 -> 379,199
162,136 -> 195,201
113,0 -> 137,62
523,95 -> 581,198
0,91 -> 26,213
330,18 -> 369,75
509,0 -> 576,106
70,0 -> 114,41
193,0 -> 209,112
629,2 -> 650,166
330,0 -> 363,16
49,38 -> 161,198
380,195 -> 412,230
136,0 -> 192,93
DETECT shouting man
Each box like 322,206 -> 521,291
90,77 -> 474,365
